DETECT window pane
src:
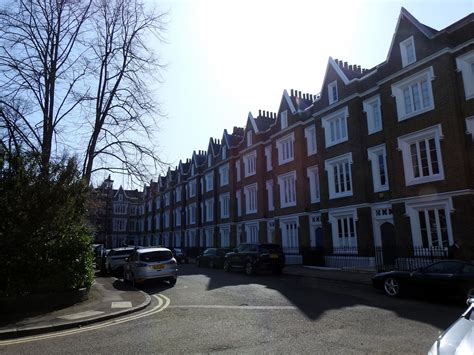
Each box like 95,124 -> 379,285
330,121 -> 335,142
335,118 -> 341,140
344,162 -> 351,191
428,138 -> 439,174
378,154 -> 386,186
438,209 -> 449,248
420,140 -> 429,176
341,117 -> 347,139
428,209 -> 438,247
410,143 -> 420,178
420,80 -> 430,108
406,41 -> 414,63
412,83 -> 421,111
334,165 -> 340,193
418,210 -> 429,247
403,87 -> 412,114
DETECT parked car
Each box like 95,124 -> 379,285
170,248 -> 188,264
196,248 -> 232,269
123,247 -> 178,286
223,243 -> 285,275
106,247 -> 137,274
428,297 -> 474,354
372,260 -> 474,299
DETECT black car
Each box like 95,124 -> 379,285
170,248 -> 188,264
196,248 -> 232,269
372,260 -> 474,299
223,243 -> 285,275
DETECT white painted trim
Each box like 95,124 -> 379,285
324,152 -> 354,200
321,106 -> 349,148
362,95 -> 383,135
367,144 -> 389,192
276,132 -> 295,165
277,170 -> 297,208
400,36 -> 417,68
456,50 -> 474,100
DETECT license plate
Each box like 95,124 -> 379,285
152,264 -> 165,270
270,254 -> 278,259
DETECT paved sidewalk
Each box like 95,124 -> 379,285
283,265 -> 375,286
0,276 -> 150,340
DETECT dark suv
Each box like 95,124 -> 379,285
223,243 -> 285,275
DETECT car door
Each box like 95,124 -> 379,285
421,261 -> 464,296
232,244 -> 248,268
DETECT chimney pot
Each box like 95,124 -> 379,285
290,89 -> 294,96
349,64 -> 353,71
335,59 -> 339,64
344,61 -> 348,69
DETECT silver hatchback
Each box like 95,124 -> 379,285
123,248 -> 178,287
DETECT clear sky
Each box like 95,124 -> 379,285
112,0 -> 473,188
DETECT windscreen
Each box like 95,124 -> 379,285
140,251 -> 173,262
259,244 -> 282,253
114,249 -> 134,256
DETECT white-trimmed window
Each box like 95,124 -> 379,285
278,171 -> 297,208
322,107 -> 349,147
236,190 -> 242,216
325,153 -> 353,199
391,66 -> 435,121
247,130 -> 252,147
164,211 -> 170,228
219,163 -> 229,186
205,228 -> 214,247
187,179 -> 196,198
280,219 -> 299,253
244,183 -> 257,214
244,150 -> 257,177
363,95 -> 383,134
328,81 -> 338,104
406,198 -> 453,249
281,110 -> 288,129
208,154 -> 212,167
114,203 -> 126,214
304,125 -> 317,155
222,145 -> 227,159
265,145 -> 272,171
266,180 -> 274,211
220,193 -> 230,218
113,218 -> 126,231
205,172 -> 214,192
235,160 -> 241,182
367,144 -> 389,192
276,132 -> 295,165
205,198 -> 214,222
155,215 -> 160,230
174,208 -> 181,226
400,36 -> 416,67
329,210 -> 357,250
165,192 -> 170,206
220,227 -> 230,247
246,223 -> 259,243
188,203 -> 196,224
175,186 -> 182,202
307,166 -> 320,203
456,50 -> 474,100
397,124 -> 444,186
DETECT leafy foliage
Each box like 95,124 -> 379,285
0,152 -> 94,297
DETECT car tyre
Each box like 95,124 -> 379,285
223,260 -> 231,272
169,278 -> 177,287
383,277 -> 400,296
245,261 -> 255,276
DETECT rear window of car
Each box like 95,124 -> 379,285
259,244 -> 282,253
140,251 -> 173,262
113,249 -> 134,256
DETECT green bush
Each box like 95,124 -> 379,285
0,152 -> 94,297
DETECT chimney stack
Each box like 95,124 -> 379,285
344,61 -> 348,69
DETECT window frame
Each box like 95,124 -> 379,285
265,145 -> 272,171
276,132 -> 295,165
400,36 -> 417,67
205,198 -> 214,222
322,107 -> 349,148
266,179 -> 274,211
219,193 -> 230,219
205,171 -> 214,192
307,166 -> 320,203
243,150 -> 257,177
280,110 -> 288,129
304,125 -> 317,156
244,183 -> 258,214
397,124 -> 444,186
363,95 -> 383,134
367,144 -> 389,192
219,163 -> 229,186
277,170 -> 297,208
456,50 -> 474,100
329,209 -> 358,252
324,152 -> 353,199
391,66 -> 435,121
328,80 -> 338,105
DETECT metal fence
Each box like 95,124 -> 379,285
374,246 -> 448,272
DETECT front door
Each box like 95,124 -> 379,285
381,222 -> 396,269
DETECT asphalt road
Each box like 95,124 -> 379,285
0,264 -> 464,354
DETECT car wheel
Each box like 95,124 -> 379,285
383,277 -> 400,296
245,261 -> 255,276
169,278 -> 177,287
210,260 -> 214,269
223,260 -> 231,272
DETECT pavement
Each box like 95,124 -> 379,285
0,265 -> 374,340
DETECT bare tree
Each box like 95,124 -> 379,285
0,0 -> 92,172
82,0 -> 167,185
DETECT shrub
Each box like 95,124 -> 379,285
0,152 -> 94,297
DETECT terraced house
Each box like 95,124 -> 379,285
96,8 -> 474,269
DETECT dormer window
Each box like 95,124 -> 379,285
400,36 -> 416,67
246,131 -> 252,147
328,81 -> 338,105
456,50 -> 474,100
222,145 -> 227,159
208,154 -> 212,167
281,110 -> 288,129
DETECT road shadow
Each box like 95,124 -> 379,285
144,263 -> 464,330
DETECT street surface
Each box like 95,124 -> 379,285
0,264 -> 463,354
